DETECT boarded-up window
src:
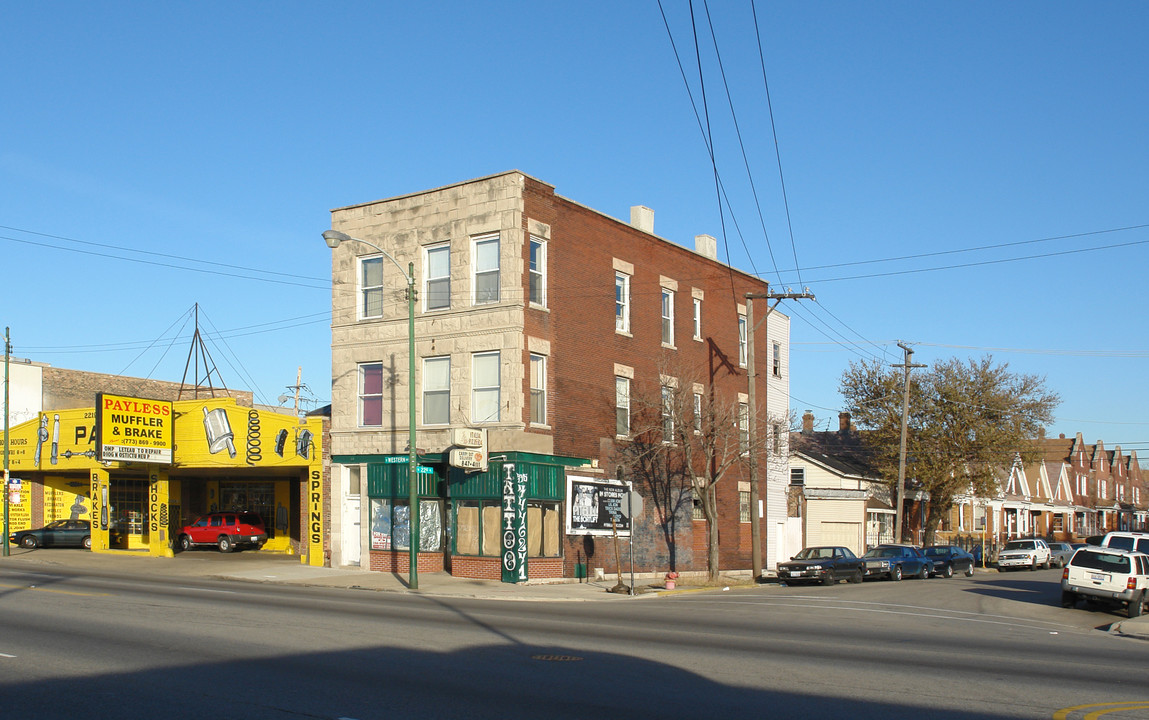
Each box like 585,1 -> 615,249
455,501 -> 479,555
482,503 -> 501,556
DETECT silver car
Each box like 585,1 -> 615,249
1047,542 -> 1074,568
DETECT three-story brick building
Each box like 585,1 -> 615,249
324,171 -> 792,581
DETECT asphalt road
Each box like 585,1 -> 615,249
1,564 -> 1146,719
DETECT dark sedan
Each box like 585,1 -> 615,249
778,546 -> 864,586
10,519 -> 92,549
924,545 -> 976,578
861,544 -> 933,581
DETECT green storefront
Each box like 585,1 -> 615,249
332,451 -> 587,581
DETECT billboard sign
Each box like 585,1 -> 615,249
96,394 -> 173,464
566,475 -> 631,537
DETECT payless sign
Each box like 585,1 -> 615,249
96,393 -> 174,464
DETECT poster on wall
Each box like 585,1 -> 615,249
565,475 -> 631,537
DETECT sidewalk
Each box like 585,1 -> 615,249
0,547 -> 661,602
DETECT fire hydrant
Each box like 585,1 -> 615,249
665,571 -> 678,590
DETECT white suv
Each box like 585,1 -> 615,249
1061,546 -> 1149,618
1099,531 -> 1149,555
996,538 -> 1052,571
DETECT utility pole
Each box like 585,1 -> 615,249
746,289 -> 813,579
893,342 -> 926,544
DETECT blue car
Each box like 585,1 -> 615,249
862,544 -> 933,581
924,545 -> 976,578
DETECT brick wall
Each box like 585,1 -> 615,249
41,366 -> 253,411
369,550 -> 445,574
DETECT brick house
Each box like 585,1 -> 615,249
324,171 -> 791,581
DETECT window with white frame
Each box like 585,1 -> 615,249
473,235 -> 500,305
424,244 -> 450,311
738,315 -> 747,367
529,236 -> 546,307
739,491 -> 751,523
422,356 -> 450,425
472,351 -> 501,422
359,256 -> 384,319
693,392 -> 702,433
739,402 -> 749,454
772,341 -> 782,377
661,385 -> 674,443
615,272 -> 631,333
1099,478 -> 1107,499
661,288 -> 675,346
359,362 -> 384,426
693,298 -> 702,340
615,376 -> 630,436
529,353 -> 546,425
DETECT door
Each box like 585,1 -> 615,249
342,496 -> 361,565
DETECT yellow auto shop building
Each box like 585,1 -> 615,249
5,394 -> 325,565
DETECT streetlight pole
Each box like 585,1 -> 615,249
3,327 -> 10,557
745,290 -> 813,579
323,230 -> 419,589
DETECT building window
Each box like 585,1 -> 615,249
359,256 -> 384,319
472,351 -> 500,423
790,467 -> 805,485
473,235 -> 500,305
455,500 -> 559,557
371,498 -> 442,552
422,356 -> 450,425
424,244 -> 450,311
615,376 -> 630,436
772,341 -> 782,377
693,392 -> 703,434
739,402 -> 750,455
693,298 -> 702,340
615,272 -> 631,333
1052,515 -> 1064,533
1099,479 -> 1107,499
359,362 -> 384,427
529,236 -> 546,307
772,422 -> 783,454
661,288 -> 675,346
740,491 -> 751,523
661,385 -> 674,443
692,489 -> 705,521
974,504 -> 986,530
529,353 -> 546,425
738,315 -> 747,367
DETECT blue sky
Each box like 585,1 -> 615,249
2,2 -> 1146,457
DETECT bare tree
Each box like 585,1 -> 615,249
613,356 -> 773,582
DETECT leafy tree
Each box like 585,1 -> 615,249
840,355 -> 1058,545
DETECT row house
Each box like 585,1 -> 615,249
324,171 -> 793,581
939,432 -> 1148,549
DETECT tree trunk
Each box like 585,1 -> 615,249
706,484 -> 720,583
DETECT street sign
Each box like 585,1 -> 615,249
627,490 -> 643,517
415,466 -> 434,474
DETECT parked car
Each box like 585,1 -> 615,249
777,546 -> 865,586
1047,542 -> 1075,568
178,512 -> 267,553
1099,531 -> 1149,555
861,544 -> 933,581
1060,545 -> 1149,618
9,519 -> 92,549
924,545 -> 975,578
996,538 -> 1051,571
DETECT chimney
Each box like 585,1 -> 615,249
630,206 -> 654,234
694,234 -> 717,259
802,410 -> 814,434
838,412 -> 851,434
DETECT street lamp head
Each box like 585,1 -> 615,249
322,229 -> 351,249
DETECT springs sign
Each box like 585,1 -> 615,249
500,464 -> 529,584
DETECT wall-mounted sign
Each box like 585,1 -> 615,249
501,464 -> 528,583
565,475 -> 632,537
96,393 -> 173,464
